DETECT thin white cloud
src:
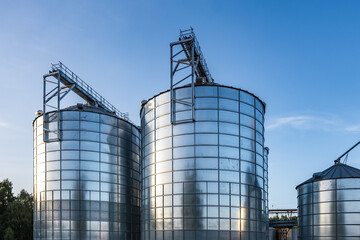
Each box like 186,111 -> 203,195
0,121 -> 9,128
266,115 -> 338,131
345,125 -> 360,133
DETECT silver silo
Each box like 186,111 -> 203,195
296,162 -> 360,239
33,105 -> 140,239
140,84 -> 267,240
264,147 -> 269,239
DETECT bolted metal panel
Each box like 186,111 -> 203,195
140,85 -> 267,240
297,164 -> 360,240
33,107 -> 140,240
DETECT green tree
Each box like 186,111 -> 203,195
0,179 -> 33,240
269,215 -> 297,221
4,227 -> 15,240
0,179 -> 15,214
7,190 -> 33,240
0,179 -> 15,238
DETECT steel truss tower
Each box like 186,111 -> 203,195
170,28 -> 213,124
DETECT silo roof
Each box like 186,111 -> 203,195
296,163 -> 360,189
140,82 -> 266,115
63,104 -> 116,115
33,104 -> 139,129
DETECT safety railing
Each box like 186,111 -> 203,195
179,28 -> 212,82
51,62 -> 129,121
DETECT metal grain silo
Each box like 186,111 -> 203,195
296,161 -> 360,240
33,105 -> 140,240
140,84 -> 267,240
33,62 -> 140,240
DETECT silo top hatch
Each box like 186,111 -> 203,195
296,162 -> 360,189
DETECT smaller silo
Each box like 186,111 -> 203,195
33,105 -> 141,240
296,161 -> 360,239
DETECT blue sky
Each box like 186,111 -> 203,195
0,0 -> 359,208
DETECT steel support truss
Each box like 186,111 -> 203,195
278,228 -> 290,240
170,37 -> 195,124
170,28 -> 213,124
43,71 -> 75,142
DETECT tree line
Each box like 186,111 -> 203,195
0,179 -> 33,240
269,215 -> 297,221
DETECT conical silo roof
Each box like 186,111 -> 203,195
296,163 -> 360,189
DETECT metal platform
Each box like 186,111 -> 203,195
269,220 -> 297,228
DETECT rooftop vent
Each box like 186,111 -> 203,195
140,100 -> 147,107
313,172 -> 322,179
77,103 -> 83,110
35,110 -> 43,116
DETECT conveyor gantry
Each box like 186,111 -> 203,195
43,62 -> 128,142
179,28 -> 213,83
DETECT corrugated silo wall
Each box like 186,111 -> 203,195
297,178 -> 360,239
140,85 -> 268,240
33,108 -> 140,239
